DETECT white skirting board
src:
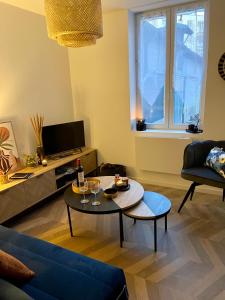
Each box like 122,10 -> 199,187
135,136 -> 192,175
131,175 -> 222,196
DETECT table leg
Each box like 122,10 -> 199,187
67,205 -> 74,237
133,219 -> 136,225
154,219 -> 157,252
119,211 -> 124,248
165,214 -> 167,232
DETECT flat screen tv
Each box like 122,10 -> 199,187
42,121 -> 85,157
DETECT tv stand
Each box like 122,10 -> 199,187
0,148 -> 97,223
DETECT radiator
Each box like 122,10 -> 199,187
135,136 -> 192,175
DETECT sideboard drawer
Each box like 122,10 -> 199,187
0,148 -> 97,223
0,185 -> 26,223
80,150 -> 97,175
24,170 -> 57,206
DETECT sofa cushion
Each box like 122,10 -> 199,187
182,167 -> 225,188
0,250 -> 35,282
205,147 -> 225,179
0,278 -> 33,300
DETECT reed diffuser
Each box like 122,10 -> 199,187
30,114 -> 44,164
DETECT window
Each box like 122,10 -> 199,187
136,2 -> 208,129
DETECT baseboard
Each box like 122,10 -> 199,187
130,176 -> 222,196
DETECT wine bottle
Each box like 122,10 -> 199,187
76,158 -> 84,187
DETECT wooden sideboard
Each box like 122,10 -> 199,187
0,148 -> 97,223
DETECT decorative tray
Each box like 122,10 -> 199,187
185,129 -> 203,134
112,184 -> 130,192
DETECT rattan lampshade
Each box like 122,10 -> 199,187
44,0 -> 103,48
57,36 -> 96,48
57,33 -> 97,48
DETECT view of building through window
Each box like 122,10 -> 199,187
137,4 -> 207,128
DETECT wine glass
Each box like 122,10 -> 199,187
89,181 -> 101,206
79,179 -> 89,204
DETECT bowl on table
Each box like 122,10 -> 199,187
104,188 -> 118,199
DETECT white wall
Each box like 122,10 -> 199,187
69,0 -> 225,192
0,2 -> 74,156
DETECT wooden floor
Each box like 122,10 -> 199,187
8,184 -> 225,300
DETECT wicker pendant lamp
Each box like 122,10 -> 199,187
44,0 -> 103,48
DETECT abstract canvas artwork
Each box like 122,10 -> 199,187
0,122 -> 18,174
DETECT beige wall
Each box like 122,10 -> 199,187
0,0 -> 44,15
0,2 -> 74,156
69,10 -> 136,172
69,0 -> 225,192
204,0 -> 225,139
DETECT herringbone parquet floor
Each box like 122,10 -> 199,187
9,184 -> 225,300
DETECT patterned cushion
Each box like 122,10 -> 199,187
205,147 -> 225,179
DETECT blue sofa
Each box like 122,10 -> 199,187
0,226 -> 128,299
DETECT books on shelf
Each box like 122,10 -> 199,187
10,173 -> 34,180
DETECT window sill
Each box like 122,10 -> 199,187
134,129 -> 204,139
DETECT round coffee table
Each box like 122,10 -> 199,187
64,176 -> 144,247
123,191 -> 171,251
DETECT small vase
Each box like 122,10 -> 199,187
0,174 -> 8,184
36,146 -> 44,165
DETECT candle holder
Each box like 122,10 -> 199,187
36,145 -> 45,165
136,119 -> 146,131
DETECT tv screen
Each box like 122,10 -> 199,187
42,121 -> 85,156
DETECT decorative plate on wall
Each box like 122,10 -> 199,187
218,52 -> 225,80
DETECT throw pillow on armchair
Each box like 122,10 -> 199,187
205,147 -> 225,179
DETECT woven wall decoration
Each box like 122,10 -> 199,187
44,0 -> 103,48
218,53 -> 225,81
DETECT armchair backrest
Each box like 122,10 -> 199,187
183,140 -> 225,169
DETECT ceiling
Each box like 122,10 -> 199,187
0,0 -> 163,15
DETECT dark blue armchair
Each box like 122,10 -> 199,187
178,140 -> 225,212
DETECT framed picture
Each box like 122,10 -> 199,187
0,122 -> 19,174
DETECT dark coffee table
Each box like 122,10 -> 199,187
64,176 -> 144,247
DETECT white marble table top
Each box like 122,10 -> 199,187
98,176 -> 144,210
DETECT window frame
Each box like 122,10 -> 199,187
135,1 -> 208,131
